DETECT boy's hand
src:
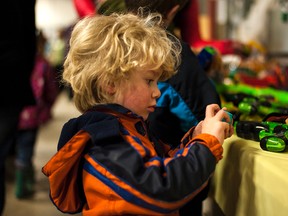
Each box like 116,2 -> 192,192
194,104 -> 234,144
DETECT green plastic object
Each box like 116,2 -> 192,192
234,121 -> 288,152
260,136 -> 286,152
217,83 -> 288,104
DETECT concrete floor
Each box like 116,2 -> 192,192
3,90 -> 224,216
3,91 -> 81,216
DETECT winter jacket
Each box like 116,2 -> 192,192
18,55 -> 59,129
42,104 -> 223,216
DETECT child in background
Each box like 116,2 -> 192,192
42,12 -> 233,215
14,30 -> 59,199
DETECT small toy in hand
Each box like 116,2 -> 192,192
222,110 -> 233,125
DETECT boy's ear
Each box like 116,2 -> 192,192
106,82 -> 116,95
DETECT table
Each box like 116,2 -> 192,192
210,135 -> 288,216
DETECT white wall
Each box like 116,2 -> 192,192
36,0 -> 78,39
267,6 -> 288,53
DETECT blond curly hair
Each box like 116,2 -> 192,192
63,12 -> 181,113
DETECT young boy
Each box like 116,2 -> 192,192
123,1 -> 222,215
42,12 -> 233,215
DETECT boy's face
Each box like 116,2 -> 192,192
114,69 -> 161,120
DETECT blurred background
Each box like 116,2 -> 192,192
36,0 -> 288,57
3,0 -> 288,215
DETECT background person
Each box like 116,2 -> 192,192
12,30 -> 60,199
0,0 -> 37,214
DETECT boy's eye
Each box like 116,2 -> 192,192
147,79 -> 154,85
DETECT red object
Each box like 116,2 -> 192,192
73,0 -> 96,18
238,73 -> 280,88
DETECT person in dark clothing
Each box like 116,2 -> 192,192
0,0 -> 36,214
12,30 -> 59,199
148,41 -> 221,147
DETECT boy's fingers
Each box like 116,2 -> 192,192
206,104 -> 220,118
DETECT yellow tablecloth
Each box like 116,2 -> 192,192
210,135 -> 288,216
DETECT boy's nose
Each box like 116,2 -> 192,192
153,86 -> 161,99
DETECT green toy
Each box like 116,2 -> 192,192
234,120 -> 288,152
217,83 -> 288,105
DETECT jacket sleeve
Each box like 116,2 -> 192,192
179,127 -> 223,162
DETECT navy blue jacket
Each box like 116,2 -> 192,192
42,104 -> 222,215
